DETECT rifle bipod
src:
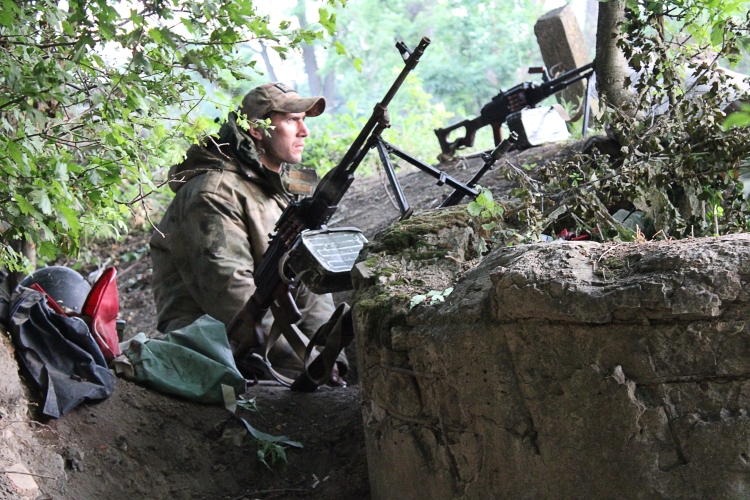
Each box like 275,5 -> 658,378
369,135 -> 481,219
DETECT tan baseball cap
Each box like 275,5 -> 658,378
240,82 -> 326,120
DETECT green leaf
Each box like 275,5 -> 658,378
353,58 -> 363,73
0,9 -> 14,28
0,0 -> 18,27
6,141 -> 24,165
724,108 -> 750,129
409,294 -> 426,310
14,194 -> 34,215
476,189 -> 494,207
334,41 -> 347,56
239,418 -> 303,448
467,201 -> 482,217
710,24 -> 724,47
38,241 -> 59,260
236,396 -> 258,412
58,204 -> 81,233
31,190 -> 53,215
318,8 -> 337,36
180,19 -> 195,36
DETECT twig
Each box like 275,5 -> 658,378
208,136 -> 231,159
1,470 -> 58,480
124,168 -> 222,206
138,181 -> 164,239
0,420 -> 58,436
116,259 -> 144,279
231,488 -> 310,500
596,243 -> 626,266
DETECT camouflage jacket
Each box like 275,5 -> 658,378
150,119 -> 343,370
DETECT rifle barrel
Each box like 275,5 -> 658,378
544,62 -> 594,89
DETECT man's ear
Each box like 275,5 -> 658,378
247,123 -> 264,142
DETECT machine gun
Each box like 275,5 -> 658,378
434,62 -> 594,157
226,38 -> 432,390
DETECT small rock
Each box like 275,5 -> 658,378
63,446 -> 84,472
4,464 -> 39,499
116,435 -> 128,452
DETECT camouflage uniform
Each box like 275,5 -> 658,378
150,115 -> 345,372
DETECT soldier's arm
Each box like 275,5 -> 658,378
171,191 -> 259,325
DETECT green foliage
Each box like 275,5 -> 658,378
295,0 -> 544,118
468,187 -> 504,232
479,0 -> 750,245
0,0 -> 342,270
239,417 -> 303,470
409,286 -> 453,310
726,103 -> 750,128
236,395 -> 259,412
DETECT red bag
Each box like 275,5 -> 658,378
80,267 -> 121,363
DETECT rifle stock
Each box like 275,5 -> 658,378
227,37 -> 431,359
434,62 -> 594,157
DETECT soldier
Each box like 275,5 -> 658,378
150,83 -> 347,386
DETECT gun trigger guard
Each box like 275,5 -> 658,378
278,250 -> 296,286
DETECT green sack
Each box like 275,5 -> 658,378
124,315 -> 245,404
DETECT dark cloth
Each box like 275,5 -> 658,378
5,285 -> 115,418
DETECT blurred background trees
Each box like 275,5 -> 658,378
0,0 -> 748,271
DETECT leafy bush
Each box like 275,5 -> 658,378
474,0 -> 750,247
0,0 -> 341,271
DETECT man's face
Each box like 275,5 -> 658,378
257,111 -> 309,172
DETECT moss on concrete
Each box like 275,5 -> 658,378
374,207 -> 473,256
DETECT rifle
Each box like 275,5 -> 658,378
226,37 -> 431,389
434,62 -> 594,157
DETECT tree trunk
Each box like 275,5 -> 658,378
323,69 -> 336,106
301,45 -> 323,96
595,0 -> 635,111
294,0 -> 323,96
258,41 -> 279,82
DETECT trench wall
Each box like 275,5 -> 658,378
353,218 -> 750,500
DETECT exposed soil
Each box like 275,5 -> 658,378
48,381 -> 368,500
1,137 -> 589,500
